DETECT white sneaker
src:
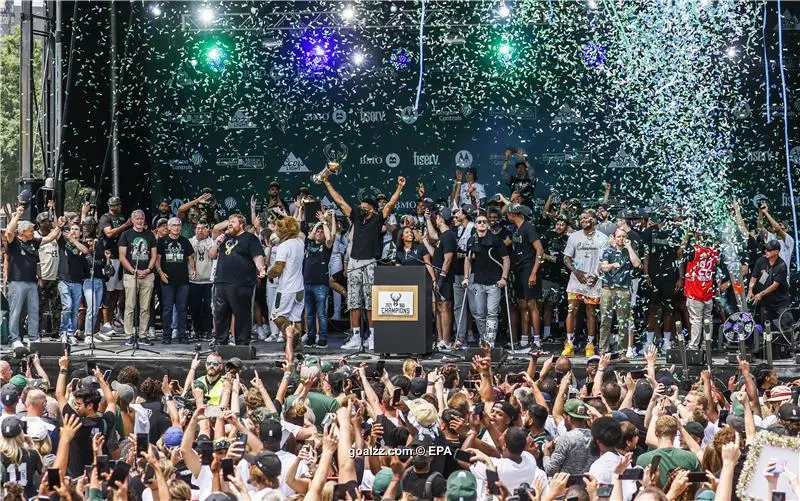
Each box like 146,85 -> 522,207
626,347 -> 637,359
366,333 -> 375,351
148,327 -> 156,340
94,332 -> 112,342
67,336 -> 78,346
532,338 -> 542,349
662,339 -> 672,351
11,340 -> 24,350
301,333 -> 309,344
519,337 -> 530,348
276,334 -> 285,344
436,339 -> 453,351
265,333 -> 278,342
172,328 -> 178,339
341,333 -> 363,350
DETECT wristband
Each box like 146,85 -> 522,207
165,396 -> 174,401
59,368 -> 68,375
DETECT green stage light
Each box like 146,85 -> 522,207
194,38 -> 232,72
497,42 -> 512,63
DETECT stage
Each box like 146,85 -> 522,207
5,329 -> 799,391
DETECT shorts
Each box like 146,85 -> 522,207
514,264 -> 542,301
346,258 -> 376,310
567,292 -> 601,305
541,279 -> 564,304
437,280 -> 454,302
272,290 -> 305,322
105,259 -> 124,291
651,280 -> 679,311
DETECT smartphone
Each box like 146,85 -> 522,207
474,402 -> 485,418
454,449 -> 472,462
334,480 -> 359,500
86,360 -> 97,373
103,369 -> 112,382
204,405 -> 222,419
609,351 -> 622,360
486,469 -> 501,495
462,380 -> 478,390
47,468 -> 61,488
507,374 -> 525,384
718,409 -> 729,426
84,465 -> 93,478
567,474 -> 588,487
199,441 -> 213,466
629,370 -> 647,380
20,420 -> 27,434
619,468 -> 644,481
221,457 -> 235,479
19,359 -> 27,374
237,432 -> 248,444
69,378 -> 80,392
274,361 -> 284,368
773,492 -> 787,501
651,455 -> 662,474
97,455 -> 110,475
551,355 -> 558,364
687,471 -> 708,483
108,461 -> 131,486
136,433 -> 149,456
375,360 -> 386,378
414,365 -> 423,378
391,388 -> 402,406
354,389 -> 364,400
597,484 -> 614,497
64,342 -> 71,355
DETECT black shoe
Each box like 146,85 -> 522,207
304,341 -> 316,349
162,338 -> 172,345
177,336 -> 188,344
315,342 -> 328,349
140,337 -> 154,346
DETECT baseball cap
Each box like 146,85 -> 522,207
376,193 -> 388,201
409,433 -> 435,449
586,355 -> 601,365
244,451 -> 281,477
408,377 -> 428,398
436,206 -> 452,221
778,403 -> 800,422
162,426 -> 183,448
268,181 -> 280,189
684,421 -> 705,439
494,401 -> 519,422
563,399 -> 590,420
765,240 -> 781,252
656,372 -> 679,388
9,374 -> 28,391
25,418 -> 50,441
108,196 -> 122,207
81,375 -> 100,391
1,383 -> 20,407
259,419 -> 282,443
507,203 -> 531,217
225,358 -> 243,371
406,398 -> 438,427
35,212 -> 52,223
767,385 -> 793,402
1,417 -> 23,438
372,468 -> 394,498
111,381 -> 135,405
447,470 -> 477,501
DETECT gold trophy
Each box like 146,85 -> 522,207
312,143 -> 348,184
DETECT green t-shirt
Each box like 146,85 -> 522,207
636,447 -> 700,486
285,392 -> 340,427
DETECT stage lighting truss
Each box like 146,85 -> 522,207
180,4 -> 548,33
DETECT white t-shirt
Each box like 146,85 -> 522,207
276,449 -> 309,496
589,451 -> 638,501
275,237 -> 305,294
330,233 -> 348,274
470,452 -> 548,501
189,236 -> 214,284
458,182 -> 486,206
36,232 -> 59,281
768,231 -> 795,276
564,229 -> 609,298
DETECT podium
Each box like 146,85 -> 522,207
372,266 -> 434,355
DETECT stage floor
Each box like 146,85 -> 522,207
4,329 -> 798,389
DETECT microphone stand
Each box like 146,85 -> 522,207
73,244 -> 115,356
703,319 -> 713,373
116,240 -> 158,356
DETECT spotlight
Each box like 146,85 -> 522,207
314,46 -> 326,56
498,43 -> 511,57
726,46 -> 737,58
353,52 -> 365,65
390,3 -> 398,13
342,5 -> 355,20
261,38 -> 281,49
150,5 -> 162,17
587,0 -> 598,9
498,3 -> 510,18
199,7 -> 214,24
207,47 -> 221,61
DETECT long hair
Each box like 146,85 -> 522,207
0,434 -> 24,463
701,426 -> 735,473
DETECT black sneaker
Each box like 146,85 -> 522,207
315,342 -> 328,349
140,337 -> 154,346
304,341 -> 317,349
162,338 -> 172,345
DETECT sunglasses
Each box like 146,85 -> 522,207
206,361 -> 221,367
475,220 -> 488,224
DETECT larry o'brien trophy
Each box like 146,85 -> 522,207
312,143 -> 349,184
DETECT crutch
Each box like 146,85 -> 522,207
454,251 -> 471,345
489,248 -> 515,352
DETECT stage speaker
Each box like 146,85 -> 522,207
666,349 -> 704,366
29,342 -> 68,358
215,345 -> 256,360
464,346 -> 505,362
773,343 -> 792,360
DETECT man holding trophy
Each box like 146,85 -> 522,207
318,146 -> 405,351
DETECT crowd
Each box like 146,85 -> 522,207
0,326 -> 799,500
0,146 -> 797,357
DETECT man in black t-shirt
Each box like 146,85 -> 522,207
644,220 -> 681,351
156,217 -> 196,344
303,211 -> 335,348
540,216 -> 570,345
56,222 -> 90,345
5,205 -> 59,348
507,204 -> 545,349
323,175 -> 405,351
118,210 -> 158,346
501,148 -> 537,206
97,196 -> 132,335
463,214 -> 510,347
429,208 -> 458,347
749,240 -> 793,334
210,213 -> 266,345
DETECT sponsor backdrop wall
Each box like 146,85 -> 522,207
59,1 -> 799,222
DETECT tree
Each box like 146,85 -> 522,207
0,26 -> 43,207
